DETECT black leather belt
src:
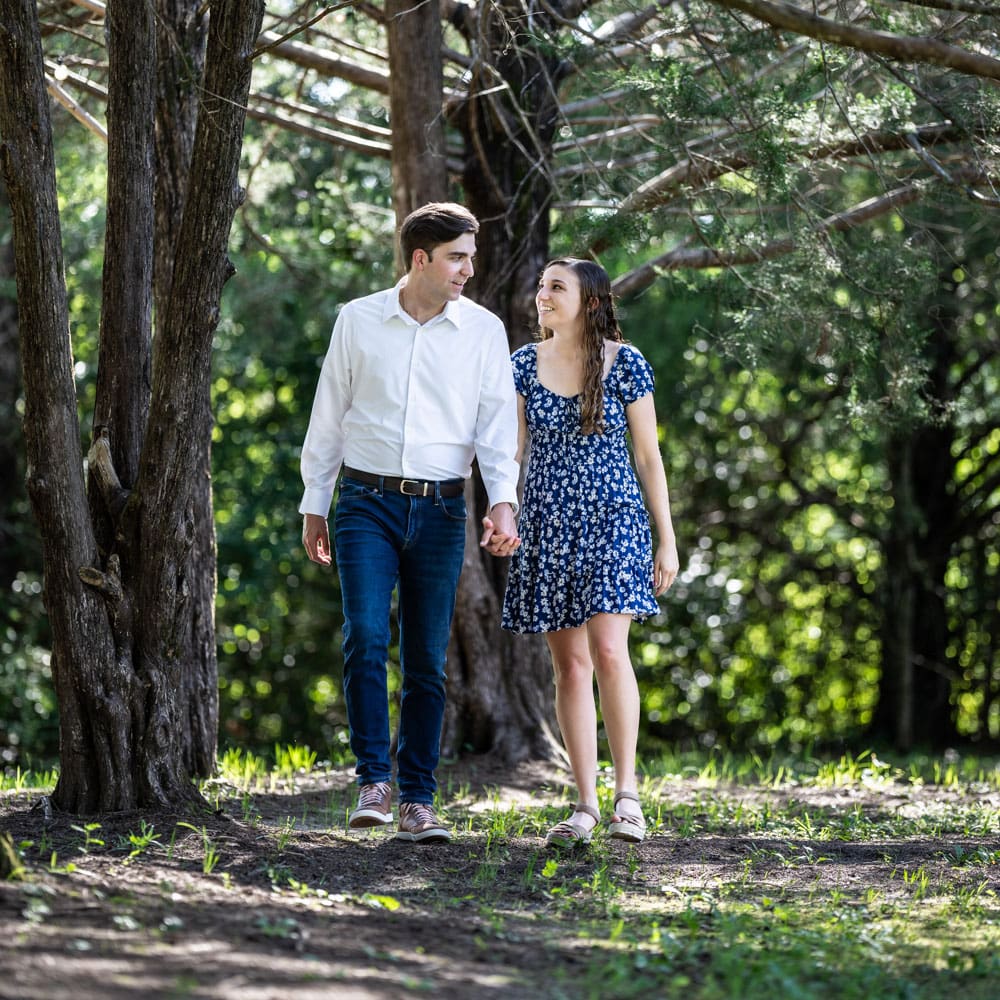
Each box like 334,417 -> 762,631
342,466 -> 465,498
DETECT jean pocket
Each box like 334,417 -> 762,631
437,495 -> 468,522
338,479 -> 381,501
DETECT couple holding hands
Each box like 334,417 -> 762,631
300,203 -> 678,847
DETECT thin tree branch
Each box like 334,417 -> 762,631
46,74 -> 107,140
251,90 -> 391,142
246,103 -> 393,158
253,28 -> 391,94
705,0 -> 1000,81
894,0 -> 1000,14
253,1 -> 357,59
614,123 -> 971,218
612,179 -> 932,294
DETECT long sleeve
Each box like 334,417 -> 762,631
298,308 -> 353,517
474,328 -> 520,510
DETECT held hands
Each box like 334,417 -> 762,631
302,513 -> 332,566
653,539 -> 680,596
480,502 -> 521,557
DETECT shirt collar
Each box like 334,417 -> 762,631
384,279 -> 461,330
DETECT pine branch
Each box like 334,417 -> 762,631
612,123 -> 973,218
705,0 -> 1000,81
611,168 -> 995,292
893,0 -> 1000,14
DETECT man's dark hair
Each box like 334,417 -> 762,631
399,202 -> 479,269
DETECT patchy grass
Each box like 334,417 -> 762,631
2,749 -> 1000,998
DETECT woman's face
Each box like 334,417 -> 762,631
536,264 -> 584,331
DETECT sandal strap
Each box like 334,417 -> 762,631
611,813 -> 645,830
549,820 -> 591,840
573,802 -> 601,822
613,790 -> 641,808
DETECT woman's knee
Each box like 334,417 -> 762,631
551,653 -> 592,687
589,634 -> 631,672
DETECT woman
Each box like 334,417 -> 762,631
496,257 -> 678,846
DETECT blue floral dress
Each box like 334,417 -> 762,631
501,342 -> 659,634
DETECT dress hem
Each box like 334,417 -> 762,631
502,606 -> 657,635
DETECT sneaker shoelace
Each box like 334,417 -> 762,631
403,803 -> 438,827
358,782 -> 390,809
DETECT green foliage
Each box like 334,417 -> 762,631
5,1 -> 999,768
0,575 -> 57,767
211,116 -> 397,753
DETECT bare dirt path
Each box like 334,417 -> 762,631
2,758 -> 999,999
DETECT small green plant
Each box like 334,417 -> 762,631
273,816 -> 296,852
46,851 -> 77,875
118,821 -> 162,860
1,767 -> 59,792
217,746 -> 270,792
273,743 -> 318,780
896,865 -> 931,900
254,915 -> 300,939
176,822 -> 222,875
0,832 -> 25,880
945,845 -> 1000,867
71,822 -> 105,853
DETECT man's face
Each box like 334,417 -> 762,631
412,233 -> 476,303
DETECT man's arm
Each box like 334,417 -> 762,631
299,308 -> 352,520
474,326 -> 520,510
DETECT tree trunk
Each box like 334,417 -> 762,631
443,3 -> 568,762
871,292 -> 961,749
386,0 -> 447,273
0,0 -> 265,812
0,0 -> 118,811
153,0 -> 215,778
0,175 -> 28,584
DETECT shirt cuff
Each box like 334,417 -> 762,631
299,486 -> 334,518
488,494 -> 520,516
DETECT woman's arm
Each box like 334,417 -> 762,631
514,393 -> 528,464
627,393 -> 679,595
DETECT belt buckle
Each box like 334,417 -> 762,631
399,478 -> 429,497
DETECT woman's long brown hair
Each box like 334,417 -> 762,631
538,258 -> 624,434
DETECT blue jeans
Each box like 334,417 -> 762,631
333,477 -> 467,804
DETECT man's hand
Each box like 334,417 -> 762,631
302,513 -> 332,565
480,502 -> 520,557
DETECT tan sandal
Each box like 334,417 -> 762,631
608,791 -> 646,843
545,802 -> 600,847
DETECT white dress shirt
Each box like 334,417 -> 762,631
299,281 -> 520,517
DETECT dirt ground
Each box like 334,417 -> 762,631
2,758 -> 999,999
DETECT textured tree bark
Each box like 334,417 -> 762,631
122,0 -> 265,805
0,0 -> 118,812
386,0 -> 447,261
153,0 -> 215,779
444,1 -> 568,763
379,0 -> 565,763
0,177 -> 26,583
0,0 -> 264,812
872,298 -> 960,748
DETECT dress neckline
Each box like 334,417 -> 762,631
531,342 -> 626,400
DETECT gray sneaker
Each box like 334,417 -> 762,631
348,782 -> 393,829
395,802 -> 451,844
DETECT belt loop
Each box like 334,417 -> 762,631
377,475 -> 385,495
433,481 -> 441,505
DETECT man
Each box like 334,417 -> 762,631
300,202 -> 520,844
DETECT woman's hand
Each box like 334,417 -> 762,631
653,539 -> 679,596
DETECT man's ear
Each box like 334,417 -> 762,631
413,249 -> 427,270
